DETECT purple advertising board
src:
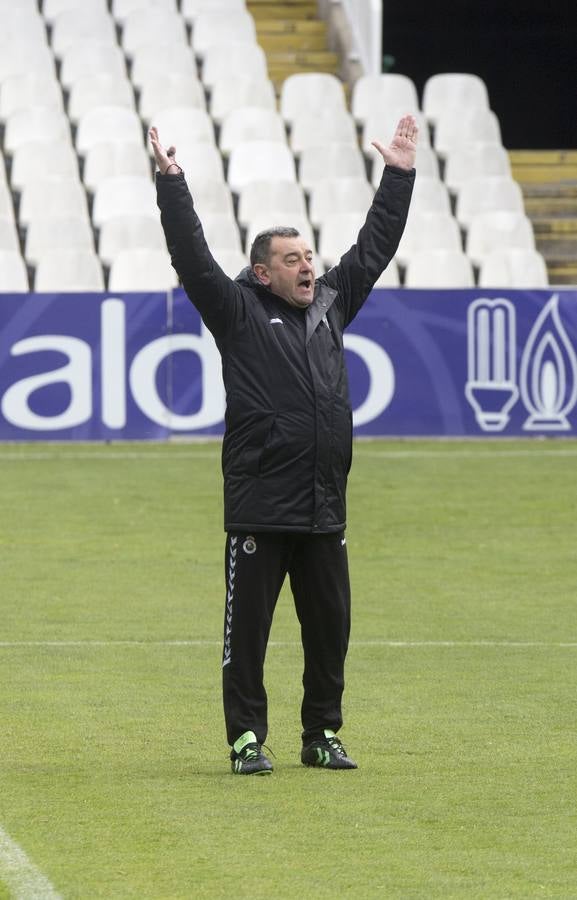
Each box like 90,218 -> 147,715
1,288 -> 576,440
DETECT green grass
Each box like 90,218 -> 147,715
1,440 -> 577,898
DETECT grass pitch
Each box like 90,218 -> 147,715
1,440 -> 577,898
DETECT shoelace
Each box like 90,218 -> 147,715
326,735 -> 347,757
238,741 -> 276,761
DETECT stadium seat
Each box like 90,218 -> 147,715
404,249 -> 475,287
422,72 -> 490,125
444,142 -> 512,195
371,143 -> 440,187
0,250 -> 29,291
182,0 -> 247,24
0,43 -> 56,84
395,211 -> 463,268
478,248 -> 549,288
212,248 -> 250,279
298,144 -> 367,194
0,182 -> 16,220
168,144 -> 225,182
465,211 -> 536,267
139,77 -> 207,124
245,214 -> 315,256
43,0 -> 109,22
75,107 -> 144,155
111,0 -> 178,22
10,141 -> 80,191
318,212 -> 366,267
92,176 -> 156,227
185,178 -> 235,218
108,247 -> 179,290
201,43 -> 268,89
34,249 -> 105,291
455,176 -> 525,228
210,76 -> 276,126
219,108 -> 288,156
409,177 -> 452,216
19,178 -> 90,227
68,74 -> 136,124
50,9 -> 118,58
374,258 -> 401,288
362,109 -> 431,154
83,141 -> 152,192
2,8 -> 50,43
290,110 -> 358,156
130,44 -> 199,89
25,215 -> 95,266
0,73 -> 64,123
434,108 -> 502,159
147,108 -> 216,154
280,73 -> 346,124
192,12 -> 258,59
4,107 -> 71,155
0,218 -> 21,254
227,141 -> 297,193
121,9 -> 188,57
352,73 -> 419,125
237,180 -> 307,229
60,43 -> 128,89
98,214 -> 166,266
200,212 -> 243,253
308,177 -> 374,228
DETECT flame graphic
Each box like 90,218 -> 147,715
520,295 -> 577,430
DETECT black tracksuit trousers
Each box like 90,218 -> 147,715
221,531 -> 351,747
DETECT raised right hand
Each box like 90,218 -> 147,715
149,126 -> 181,175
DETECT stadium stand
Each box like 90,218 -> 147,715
0,0 -> 556,290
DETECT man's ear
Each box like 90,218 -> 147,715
253,263 -> 270,286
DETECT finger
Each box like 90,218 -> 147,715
371,140 -> 386,156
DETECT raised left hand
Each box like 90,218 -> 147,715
371,114 -> 419,172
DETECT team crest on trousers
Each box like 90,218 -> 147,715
243,536 -> 257,555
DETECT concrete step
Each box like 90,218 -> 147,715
259,31 -> 328,52
509,150 -> 577,165
532,218 -> 577,234
248,0 -> 318,19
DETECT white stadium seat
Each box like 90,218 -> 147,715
201,43 -> 268,89
50,9 -> 118,58
0,250 -> 29,291
227,141 -> 297,193
121,9 -> 188,57
219,108 -> 288,156
422,72 -> 490,125
455,176 -> 525,229
19,178 -> 89,227
10,141 -> 80,190
60,43 -> 128,89
444,142 -> 512,195
434,108 -> 502,159
108,248 -> 179,291
280,73 -> 346,124
479,249 -> 549,288
98,215 -> 166,266
68,74 -> 136,124
299,144 -> 367,194
34,249 -> 105,291
404,249 -> 475,287
308,177 -> 374,228
83,141 -> 152,192
75,107 -> 144,155
290,110 -> 358,155
210,76 -> 276,126
465,211 -> 536,267
4,107 -> 71,154
92,176 -> 156,227
192,12 -> 257,59
25,216 -> 95,266
237,180 -> 307,229
395,211 -> 463,268
139,77 -> 207,125
0,73 -> 64,123
352,73 -> 419,125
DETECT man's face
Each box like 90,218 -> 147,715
254,236 -> 315,308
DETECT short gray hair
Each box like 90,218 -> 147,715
250,226 -> 301,267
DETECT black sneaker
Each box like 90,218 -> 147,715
230,730 -> 273,775
301,729 -> 357,770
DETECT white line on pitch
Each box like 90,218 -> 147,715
0,825 -> 62,900
0,640 -> 576,649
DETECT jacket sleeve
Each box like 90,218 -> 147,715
322,164 -> 415,327
155,172 -> 241,339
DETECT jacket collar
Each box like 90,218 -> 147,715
306,281 -> 337,344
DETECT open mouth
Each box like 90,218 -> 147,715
298,278 -> 312,290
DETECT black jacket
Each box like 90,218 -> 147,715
156,165 -> 414,533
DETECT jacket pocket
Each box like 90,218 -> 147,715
240,413 -> 276,477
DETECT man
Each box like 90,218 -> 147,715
150,114 -> 417,775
